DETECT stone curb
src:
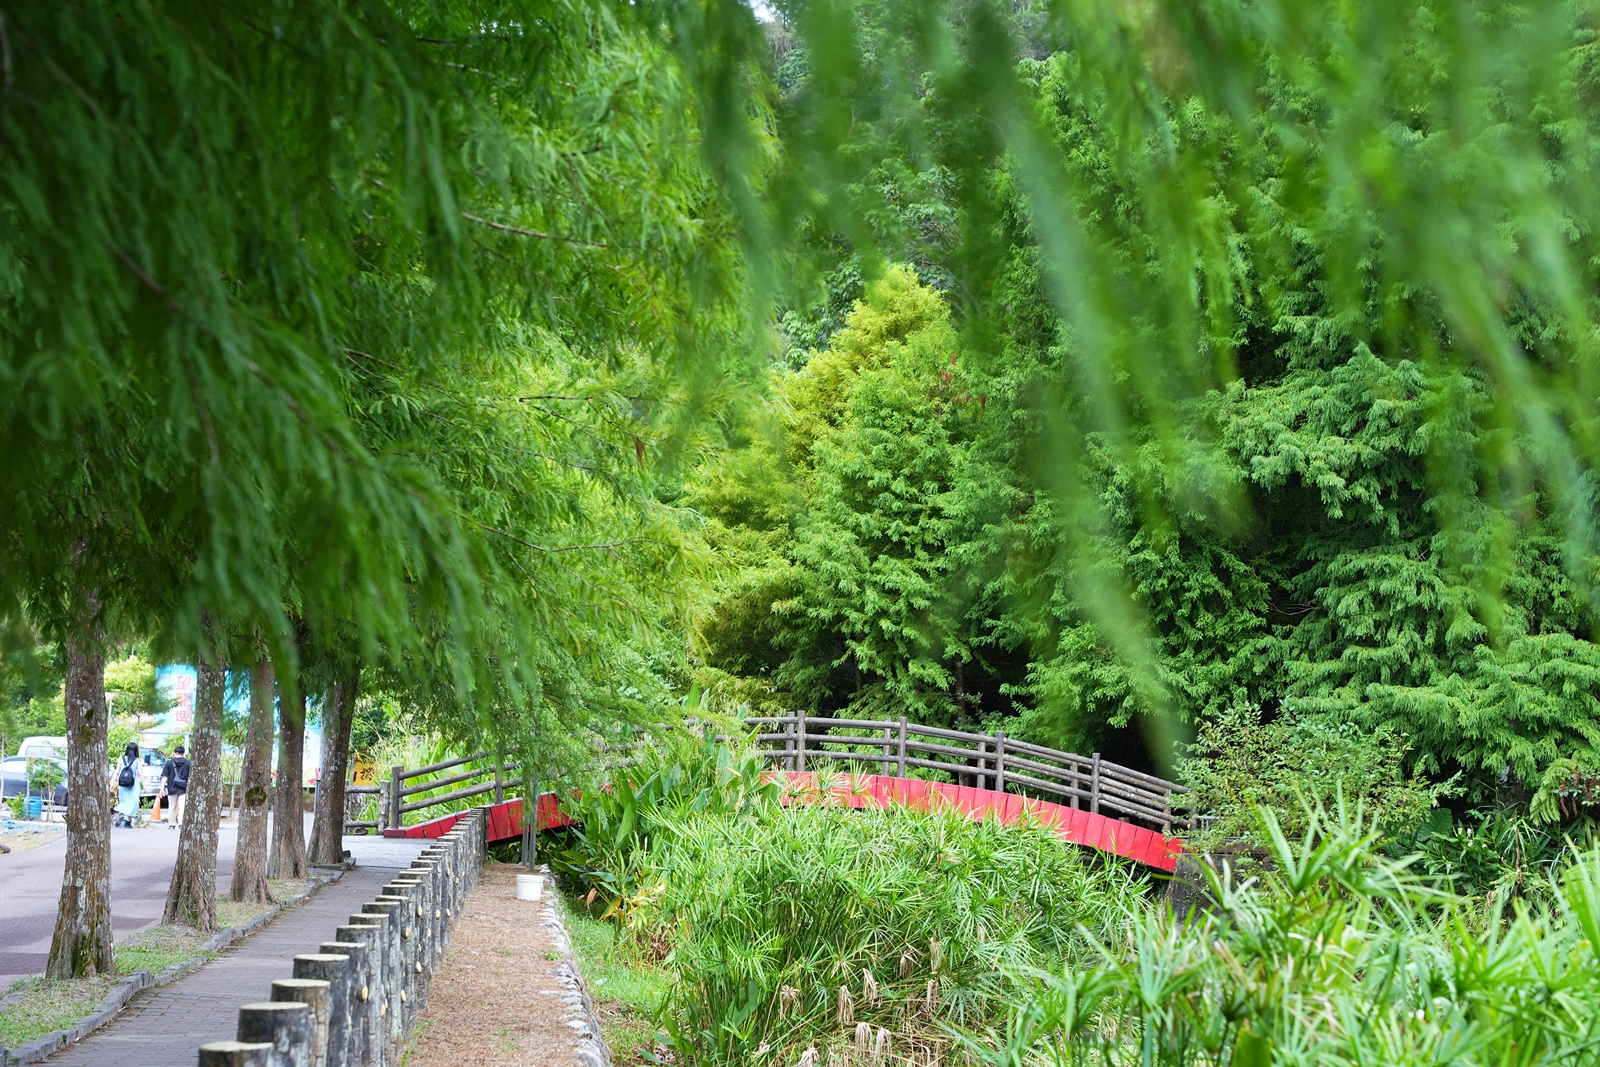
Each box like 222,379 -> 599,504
534,867 -> 614,1067
0,866 -> 346,1066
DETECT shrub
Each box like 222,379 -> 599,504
645,803 -> 1144,1067
542,735 -> 779,918
1180,705 -> 1445,849
957,810 -> 1600,1067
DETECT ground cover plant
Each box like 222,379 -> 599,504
562,896 -> 672,1066
961,813 -> 1600,1067
548,740 -> 1148,1067
645,804 -> 1143,1067
551,740 -> 1600,1067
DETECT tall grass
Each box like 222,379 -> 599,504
960,811 -> 1600,1067
640,805 -> 1143,1067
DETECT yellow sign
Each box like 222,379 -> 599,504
350,758 -> 377,787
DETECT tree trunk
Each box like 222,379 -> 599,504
164,657 -> 225,929
230,654 -> 276,903
46,584 -> 114,979
307,669 -> 358,867
268,670 -> 308,880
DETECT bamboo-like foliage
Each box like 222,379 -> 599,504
669,0 -> 1600,735
641,802 -> 1141,1067
959,811 -> 1600,1067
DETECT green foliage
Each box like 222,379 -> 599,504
543,736 -> 780,916
693,267 -> 1013,726
26,758 -> 64,800
960,811 -> 1600,1067
102,655 -> 171,723
1413,807 -> 1600,908
0,0 -> 749,773
648,805 -> 1141,1067
1180,706 -> 1446,849
694,2 -> 1600,800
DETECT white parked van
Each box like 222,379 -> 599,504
14,736 -> 67,761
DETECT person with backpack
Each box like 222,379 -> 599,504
160,745 -> 191,830
114,741 -> 141,828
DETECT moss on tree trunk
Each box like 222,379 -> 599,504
230,654 -> 276,904
47,584 -> 114,979
163,656 -> 225,930
308,669 -> 358,867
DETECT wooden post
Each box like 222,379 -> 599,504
880,726 -> 891,777
796,709 -> 807,773
376,780 -> 387,833
292,953 -> 352,1067
269,979 -> 331,1067
1070,756 -> 1080,809
389,875 -> 430,1007
896,717 -> 907,779
198,1042 -> 274,1067
335,923 -> 384,1067
388,766 -> 404,830
238,1001 -> 313,1067
377,885 -> 420,1019
493,763 -> 504,804
360,898 -> 407,1049
1089,752 -> 1102,815
994,732 -> 1006,793
320,941 -> 370,1067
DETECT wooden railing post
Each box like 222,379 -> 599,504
1089,752 -> 1102,815
388,766 -> 403,830
880,726 -> 891,777
796,709 -> 807,773
237,1001 -> 313,1067
493,762 -> 504,805
896,717 -> 907,778
783,717 -> 795,771
994,732 -> 1006,793
377,780 -> 388,832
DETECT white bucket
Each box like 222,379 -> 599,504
515,874 -> 544,901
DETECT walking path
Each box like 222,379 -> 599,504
405,864 -> 587,1067
43,836 -> 425,1064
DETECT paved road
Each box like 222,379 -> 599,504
0,814 -> 321,987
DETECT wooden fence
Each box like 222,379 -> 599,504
198,808 -> 486,1066
363,713 -> 1188,836
343,752 -> 518,835
741,713 -> 1187,834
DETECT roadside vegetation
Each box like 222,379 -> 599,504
0,878 -> 311,1051
553,740 -> 1600,1067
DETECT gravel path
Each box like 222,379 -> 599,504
405,864 -> 598,1067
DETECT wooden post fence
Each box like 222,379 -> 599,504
198,808 -> 489,1067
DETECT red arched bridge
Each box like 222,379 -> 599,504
376,713 -> 1187,871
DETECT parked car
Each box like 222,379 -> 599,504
0,755 -> 70,808
13,735 -> 67,760
136,747 -> 169,798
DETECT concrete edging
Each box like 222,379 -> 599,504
0,866 -> 346,1066
535,867 -> 614,1067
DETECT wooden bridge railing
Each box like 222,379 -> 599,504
740,713 -> 1187,834
344,751 -> 519,834
359,713 -> 1187,837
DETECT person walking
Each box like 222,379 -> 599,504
113,741 -> 141,828
160,745 -> 191,830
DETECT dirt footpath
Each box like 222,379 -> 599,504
405,864 -> 596,1067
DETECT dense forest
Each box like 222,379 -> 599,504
687,5 -> 1600,809
5,0 -> 1600,1003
